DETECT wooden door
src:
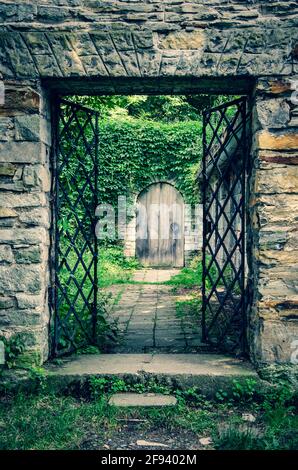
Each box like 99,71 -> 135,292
136,182 -> 184,267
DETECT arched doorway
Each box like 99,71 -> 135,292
136,182 -> 184,267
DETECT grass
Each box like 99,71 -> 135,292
165,256 -> 203,290
98,245 -> 140,287
0,383 -> 297,450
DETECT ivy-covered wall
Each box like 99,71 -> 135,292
98,119 -> 202,207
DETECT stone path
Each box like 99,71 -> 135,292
107,269 -> 202,353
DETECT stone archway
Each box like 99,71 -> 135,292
0,2 -> 297,365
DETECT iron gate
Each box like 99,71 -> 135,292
51,99 -> 99,357
202,97 -> 249,354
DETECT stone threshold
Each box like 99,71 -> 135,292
44,353 -> 267,398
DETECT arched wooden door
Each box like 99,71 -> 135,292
136,182 -> 184,267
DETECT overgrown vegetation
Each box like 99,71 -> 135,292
1,380 -> 297,450
0,334 -> 25,369
98,245 -> 139,287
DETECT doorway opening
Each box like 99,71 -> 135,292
136,182 -> 185,268
51,93 -> 251,358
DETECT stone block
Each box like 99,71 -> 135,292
256,165 -> 298,194
0,265 -> 43,293
0,227 -> 49,246
159,31 -> 205,50
257,131 -> 298,150
0,296 -> 14,309
23,165 -> 51,191
0,117 -> 14,141
1,192 -> 47,208
15,114 -> 40,141
1,308 -> 43,327
0,163 -> 17,176
0,245 -> 14,264
256,320 -> 298,364
0,142 -> 45,164
14,246 -> 41,264
0,86 -> 40,114
22,32 -> 52,55
259,150 -> 298,165
18,207 -> 50,228
256,98 -> 290,129
0,208 -> 17,219
15,293 -> 42,310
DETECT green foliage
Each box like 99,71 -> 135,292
74,94 -> 235,123
165,255 -> 219,292
214,427 -> 264,450
0,334 -> 25,369
98,245 -> 139,287
1,382 -> 297,450
98,118 -> 202,208
0,394 -> 112,450
215,379 -> 258,405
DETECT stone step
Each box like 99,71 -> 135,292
109,393 -> 177,407
43,353 -> 268,399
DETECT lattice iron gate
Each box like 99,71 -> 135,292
202,97 -> 249,354
51,100 -> 99,357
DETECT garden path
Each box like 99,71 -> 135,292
107,269 -> 202,353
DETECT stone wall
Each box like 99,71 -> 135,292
0,1 -> 297,365
0,81 -> 51,366
249,78 -> 298,364
0,1 -> 296,83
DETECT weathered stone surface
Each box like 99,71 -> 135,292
0,207 -> 17,218
0,296 -> 14,309
257,131 -> 298,150
0,2 -> 295,81
0,192 -> 46,209
18,207 -> 50,228
15,293 -> 42,310
0,117 -> 14,141
14,246 -> 41,264
0,227 -> 49,246
15,114 -> 40,141
0,265 -> 43,293
256,99 -> 291,129
0,142 -> 45,164
259,151 -> 298,165
0,244 -> 14,264
159,31 -> 205,50
256,320 -> 298,364
0,162 -> 17,176
23,165 -> 51,191
1,309 -> 43,327
255,165 -> 298,194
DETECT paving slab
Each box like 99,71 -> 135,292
109,393 -> 177,407
108,268 -> 202,353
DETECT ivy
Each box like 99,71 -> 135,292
98,118 -> 202,207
